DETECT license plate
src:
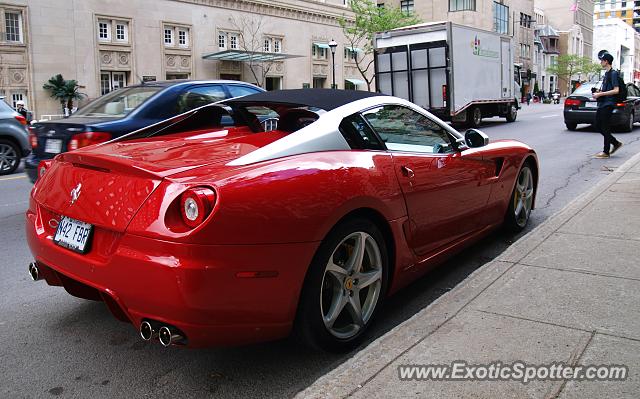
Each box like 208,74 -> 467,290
44,139 -> 63,154
54,216 -> 93,254
585,102 -> 598,108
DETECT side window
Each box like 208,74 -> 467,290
339,114 -> 384,150
177,85 -> 227,113
362,105 -> 454,154
227,85 -> 261,98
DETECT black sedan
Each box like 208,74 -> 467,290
563,82 -> 640,132
25,80 -> 263,182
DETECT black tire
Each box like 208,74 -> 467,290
505,103 -> 517,122
621,112 -> 634,133
0,139 -> 21,176
565,122 -> 577,131
467,106 -> 482,128
294,218 -> 389,352
504,163 -> 536,233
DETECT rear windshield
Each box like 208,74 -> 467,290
571,83 -> 599,96
74,86 -> 162,117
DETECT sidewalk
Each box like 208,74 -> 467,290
298,151 -> 640,399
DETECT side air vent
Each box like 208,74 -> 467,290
494,158 -> 505,177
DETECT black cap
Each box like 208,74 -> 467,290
598,50 -> 614,64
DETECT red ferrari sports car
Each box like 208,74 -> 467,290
26,89 -> 538,352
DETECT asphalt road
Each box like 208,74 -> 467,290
2,103 -> 640,398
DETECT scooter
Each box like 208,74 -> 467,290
552,92 -> 560,104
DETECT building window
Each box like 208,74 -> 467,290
164,28 -> 174,45
11,92 -> 25,109
493,2 -> 509,34
274,39 -> 282,53
449,0 -> 475,11
520,13 -> 532,28
622,10 -> 627,16
115,22 -> 127,42
229,34 -> 238,49
100,71 -> 127,95
166,73 -> 190,80
344,80 -> 357,90
218,33 -> 226,49
264,38 -> 271,52
313,77 -> 326,88
400,0 -> 414,14
178,29 -> 189,46
98,20 -> 111,41
344,47 -> 358,61
312,44 -> 328,60
5,12 -> 22,42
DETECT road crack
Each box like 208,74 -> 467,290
539,157 -> 593,209
540,134 -> 640,210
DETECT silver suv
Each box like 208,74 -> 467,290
0,100 -> 30,175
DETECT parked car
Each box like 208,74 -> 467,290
25,80 -> 264,182
564,82 -> 640,132
27,89 -> 538,352
0,99 -> 30,175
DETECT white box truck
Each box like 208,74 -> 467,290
374,21 -> 519,127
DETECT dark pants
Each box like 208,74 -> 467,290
596,105 -> 621,154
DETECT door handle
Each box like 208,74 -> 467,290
401,166 -> 415,178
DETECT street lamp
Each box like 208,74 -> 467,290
329,39 -> 338,89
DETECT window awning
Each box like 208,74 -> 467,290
202,49 -> 301,62
345,78 -> 365,86
347,47 -> 364,53
313,42 -> 330,49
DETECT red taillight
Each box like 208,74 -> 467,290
179,187 -> 216,228
15,115 -> 27,125
564,98 -> 581,107
37,160 -> 52,180
28,128 -> 38,149
616,102 -> 626,107
67,132 -> 112,151
442,85 -> 447,101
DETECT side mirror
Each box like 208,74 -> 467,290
464,129 -> 489,148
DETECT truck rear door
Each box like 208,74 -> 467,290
500,38 -> 512,99
375,42 -> 450,117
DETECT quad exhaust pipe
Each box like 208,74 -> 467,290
158,326 -> 184,347
139,321 -> 185,347
28,262 -> 41,281
139,321 -> 158,341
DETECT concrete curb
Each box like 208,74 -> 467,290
295,150 -> 640,399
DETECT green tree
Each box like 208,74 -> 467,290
42,74 -> 67,114
61,79 -> 85,112
546,54 -> 601,94
43,74 -> 85,115
339,0 -> 421,91
579,57 -> 602,82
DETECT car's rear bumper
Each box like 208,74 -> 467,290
563,107 -> 628,126
26,204 -> 319,348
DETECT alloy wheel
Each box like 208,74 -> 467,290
320,231 -> 383,339
0,143 -> 18,173
513,166 -> 534,227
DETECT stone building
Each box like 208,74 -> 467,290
0,0 -> 367,119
